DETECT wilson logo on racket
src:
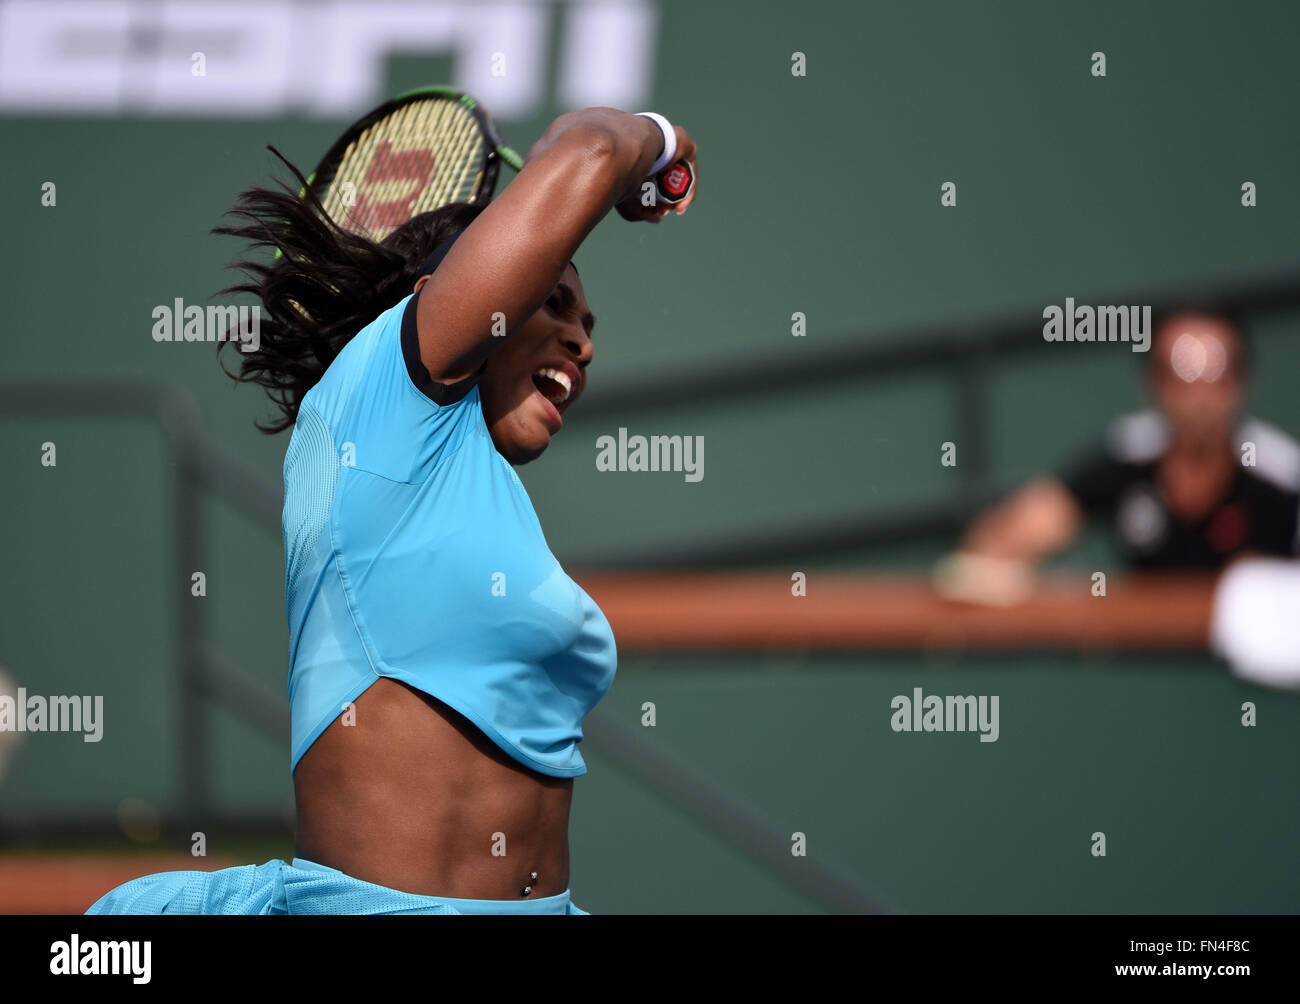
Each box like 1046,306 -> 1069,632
343,140 -> 437,237
655,161 -> 694,205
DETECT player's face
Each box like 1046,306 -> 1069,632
1148,314 -> 1245,444
479,264 -> 594,465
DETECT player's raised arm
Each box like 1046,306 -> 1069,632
414,108 -> 699,386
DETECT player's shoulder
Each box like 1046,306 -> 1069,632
1101,409 -> 1168,464
1237,417 -> 1300,495
296,295 -> 413,429
312,296 -> 407,391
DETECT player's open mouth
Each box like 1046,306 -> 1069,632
532,367 -> 572,406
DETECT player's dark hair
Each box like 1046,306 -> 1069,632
213,146 -> 487,433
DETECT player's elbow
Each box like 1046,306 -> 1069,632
540,124 -> 630,203
564,124 -> 620,167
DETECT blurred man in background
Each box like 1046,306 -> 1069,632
938,310 -> 1300,605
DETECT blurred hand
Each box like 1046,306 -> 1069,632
932,551 -> 1037,607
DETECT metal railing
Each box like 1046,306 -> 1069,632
0,378 -> 282,818
569,261 -> 1300,567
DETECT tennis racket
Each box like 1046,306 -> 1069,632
305,85 -> 693,243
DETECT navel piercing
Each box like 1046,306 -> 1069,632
521,871 -> 538,897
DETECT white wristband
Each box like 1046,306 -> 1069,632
635,112 -> 676,175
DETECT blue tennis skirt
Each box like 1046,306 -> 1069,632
84,857 -> 589,915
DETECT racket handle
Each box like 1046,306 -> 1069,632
654,160 -> 694,205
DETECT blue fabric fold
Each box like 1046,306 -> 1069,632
84,858 -> 586,915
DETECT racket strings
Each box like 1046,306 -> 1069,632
320,99 -> 489,243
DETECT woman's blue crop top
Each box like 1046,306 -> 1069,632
281,290 -> 617,778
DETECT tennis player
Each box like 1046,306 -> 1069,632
86,107 -> 698,915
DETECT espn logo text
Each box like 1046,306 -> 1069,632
0,0 -> 657,119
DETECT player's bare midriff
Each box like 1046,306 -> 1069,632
293,677 -> 573,900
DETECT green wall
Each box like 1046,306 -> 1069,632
3,0 -> 1299,912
